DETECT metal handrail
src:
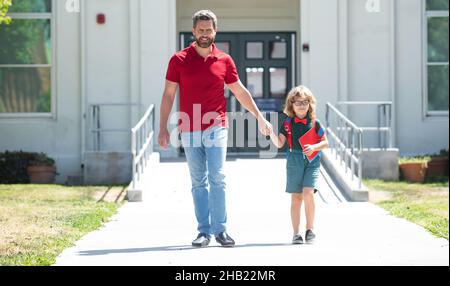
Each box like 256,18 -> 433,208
131,104 -> 155,189
326,102 -> 363,188
89,103 -> 141,151
336,101 -> 392,149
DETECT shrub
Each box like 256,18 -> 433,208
0,151 -> 55,184
399,156 -> 431,164
29,152 -> 55,166
0,151 -> 34,183
437,148 -> 448,157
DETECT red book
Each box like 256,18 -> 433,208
299,121 -> 321,162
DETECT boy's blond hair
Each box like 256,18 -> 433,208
283,85 -> 317,121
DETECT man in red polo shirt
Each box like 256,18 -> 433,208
158,10 -> 273,247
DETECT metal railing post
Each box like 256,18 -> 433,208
130,105 -> 155,190
325,102 -> 366,188
337,101 -> 392,150
132,130 -> 136,189
377,104 -> 381,149
358,129 -> 363,189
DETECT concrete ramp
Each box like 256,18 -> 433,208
317,166 -> 348,204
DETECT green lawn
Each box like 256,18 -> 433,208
364,179 -> 449,240
0,184 -> 125,266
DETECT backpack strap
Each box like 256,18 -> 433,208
283,117 -> 293,152
284,117 -> 318,153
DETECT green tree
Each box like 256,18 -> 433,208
0,0 -> 12,25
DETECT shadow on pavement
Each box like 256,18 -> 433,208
78,242 -> 295,256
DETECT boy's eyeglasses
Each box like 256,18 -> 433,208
293,100 -> 309,107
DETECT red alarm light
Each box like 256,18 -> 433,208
97,14 -> 105,25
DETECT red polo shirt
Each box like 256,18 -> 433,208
165,43 -> 239,132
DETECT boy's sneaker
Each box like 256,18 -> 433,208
292,234 -> 304,244
305,229 -> 316,243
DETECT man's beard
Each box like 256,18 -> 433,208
195,36 -> 214,48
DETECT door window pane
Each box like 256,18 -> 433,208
246,42 -> 263,59
270,42 -> 287,59
427,0 -> 449,11
8,0 -> 52,13
215,42 -> 230,54
270,68 -> 287,98
428,65 -> 449,111
246,67 -> 264,98
0,19 -> 52,64
0,67 -> 51,113
428,17 -> 449,62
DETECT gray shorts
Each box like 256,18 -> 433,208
285,150 -> 320,194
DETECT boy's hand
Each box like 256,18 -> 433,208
303,144 -> 316,156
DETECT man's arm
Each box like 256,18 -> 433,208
158,80 -> 178,150
227,80 -> 273,135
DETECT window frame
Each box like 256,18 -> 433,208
422,1 -> 449,118
0,0 -> 56,119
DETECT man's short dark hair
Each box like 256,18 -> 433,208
192,10 -> 217,29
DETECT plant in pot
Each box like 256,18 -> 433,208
426,149 -> 449,180
26,152 -> 57,184
399,156 -> 430,183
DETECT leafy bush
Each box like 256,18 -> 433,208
0,151 -> 34,183
0,0 -> 13,25
437,148 -> 448,157
399,156 -> 431,164
29,152 -> 55,166
0,151 -> 55,184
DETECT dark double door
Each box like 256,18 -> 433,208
180,32 -> 296,153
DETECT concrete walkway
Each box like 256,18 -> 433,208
55,157 -> 449,266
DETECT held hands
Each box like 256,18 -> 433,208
303,144 -> 317,157
258,117 -> 273,137
158,127 -> 170,150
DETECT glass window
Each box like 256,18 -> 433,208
8,0 -> 52,13
0,0 -> 52,114
246,42 -> 263,59
0,68 -> 51,113
428,17 -> 448,63
269,68 -> 287,98
246,67 -> 264,98
425,1 -> 449,113
428,65 -> 449,111
426,0 -> 449,11
270,42 -> 287,59
0,19 -> 51,65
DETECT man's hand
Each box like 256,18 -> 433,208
258,117 -> 273,136
158,127 -> 170,150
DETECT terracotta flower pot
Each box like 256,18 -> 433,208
27,165 -> 56,184
399,162 -> 427,183
426,156 -> 449,178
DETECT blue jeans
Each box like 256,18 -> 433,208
180,126 -> 228,236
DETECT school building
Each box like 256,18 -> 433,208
0,0 -> 448,185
